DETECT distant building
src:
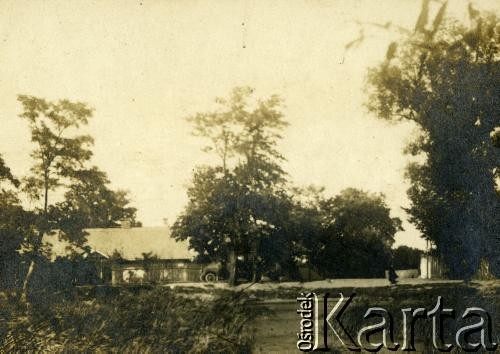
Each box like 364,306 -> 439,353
419,240 -> 444,279
44,226 -> 201,285
420,253 -> 444,279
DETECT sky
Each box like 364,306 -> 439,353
1,0 -> 498,250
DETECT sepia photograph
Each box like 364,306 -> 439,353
0,0 -> 499,352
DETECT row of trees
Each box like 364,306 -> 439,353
6,1 -> 491,294
1,90 -> 415,295
0,96 -> 139,298
172,87 -> 408,284
174,2 -> 499,282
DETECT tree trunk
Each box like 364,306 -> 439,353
250,253 -> 258,283
250,237 -> 260,283
227,249 -> 237,286
20,259 -> 35,303
43,170 -> 49,215
20,230 -> 44,303
21,174 -> 49,302
251,261 -> 258,283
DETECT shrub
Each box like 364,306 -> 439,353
1,287 -> 261,353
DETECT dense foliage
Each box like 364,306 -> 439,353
173,88 -> 291,284
174,88 -> 404,282
173,166 -> 297,280
367,3 -> 499,278
0,155 -> 35,289
308,188 -> 402,278
0,96 -> 140,298
1,287 -> 260,353
393,245 -> 422,270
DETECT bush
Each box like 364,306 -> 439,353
1,287 -> 262,353
393,246 -> 422,270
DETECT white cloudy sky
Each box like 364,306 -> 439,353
1,0 -> 498,249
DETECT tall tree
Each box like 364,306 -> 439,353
366,3 -> 499,278
172,167 -> 295,284
187,86 -> 288,182
18,95 -> 94,300
174,87 -> 289,284
312,188 -> 402,278
187,88 -> 244,172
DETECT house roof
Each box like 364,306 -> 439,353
44,227 -> 196,261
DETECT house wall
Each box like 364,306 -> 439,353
420,254 -> 444,279
111,261 -> 203,285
